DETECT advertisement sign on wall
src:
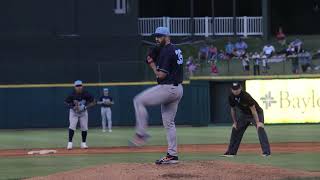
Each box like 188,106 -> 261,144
246,79 -> 320,124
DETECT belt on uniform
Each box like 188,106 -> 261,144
160,83 -> 180,86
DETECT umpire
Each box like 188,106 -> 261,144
223,82 -> 271,157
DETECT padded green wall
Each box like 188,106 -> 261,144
0,83 -> 212,129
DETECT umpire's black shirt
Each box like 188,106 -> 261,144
156,43 -> 183,85
229,90 -> 263,115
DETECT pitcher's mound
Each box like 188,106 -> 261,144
28,161 -> 320,180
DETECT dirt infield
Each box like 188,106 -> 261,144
27,161 -> 320,180
0,142 -> 319,157
10,142 -> 320,180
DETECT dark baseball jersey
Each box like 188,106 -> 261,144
65,90 -> 94,109
229,90 -> 263,115
99,96 -> 113,108
156,43 -> 183,85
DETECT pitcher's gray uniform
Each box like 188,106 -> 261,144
97,88 -> 114,132
64,80 -> 95,150
130,27 -> 183,165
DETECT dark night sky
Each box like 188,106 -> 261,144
139,0 -> 261,17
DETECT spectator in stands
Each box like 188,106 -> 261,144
252,52 -> 261,75
198,44 -> 209,62
291,55 -> 300,74
262,43 -> 275,71
186,56 -> 198,77
217,50 -> 226,60
263,43 -> 275,58
260,54 -> 268,73
234,38 -> 248,59
290,39 -> 303,53
208,45 -> 218,61
314,49 -> 320,60
225,40 -> 235,59
314,50 -> 320,70
276,27 -> 286,46
241,54 -> 250,75
298,49 -> 312,73
284,40 -> 303,74
285,44 -> 296,56
210,61 -> 219,75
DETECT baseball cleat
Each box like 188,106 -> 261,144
108,129 -> 112,133
80,142 -> 88,149
262,153 -> 271,157
102,129 -> 106,133
220,154 -> 235,157
67,142 -> 73,150
155,153 -> 179,165
220,152 -> 236,157
128,133 -> 150,147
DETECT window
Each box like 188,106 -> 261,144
114,0 -> 127,14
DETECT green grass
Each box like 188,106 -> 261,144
0,153 -> 319,180
0,125 -> 319,149
0,125 -> 319,179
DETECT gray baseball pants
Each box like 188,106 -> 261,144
101,107 -> 112,130
69,110 -> 88,131
133,84 -> 183,156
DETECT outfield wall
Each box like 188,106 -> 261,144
193,74 -> 320,125
2,74 -> 319,129
0,81 -> 211,129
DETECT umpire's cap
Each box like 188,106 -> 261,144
153,27 -> 170,37
231,82 -> 241,90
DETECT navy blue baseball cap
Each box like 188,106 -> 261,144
153,27 -> 170,37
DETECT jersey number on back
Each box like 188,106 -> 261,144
175,49 -> 183,65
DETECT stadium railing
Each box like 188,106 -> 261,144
138,16 -> 263,37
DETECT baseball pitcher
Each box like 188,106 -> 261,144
222,82 -> 271,157
129,27 -> 184,165
97,88 -> 114,133
64,80 -> 95,150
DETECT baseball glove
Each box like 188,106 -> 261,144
73,100 -> 86,113
146,46 -> 160,64
103,99 -> 112,105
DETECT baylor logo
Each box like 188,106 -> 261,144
246,79 -> 320,123
260,90 -> 320,112
260,91 -> 277,109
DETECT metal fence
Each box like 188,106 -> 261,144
138,16 -> 263,37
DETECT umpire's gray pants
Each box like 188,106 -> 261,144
69,110 -> 88,131
101,107 -> 112,130
133,84 -> 183,156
